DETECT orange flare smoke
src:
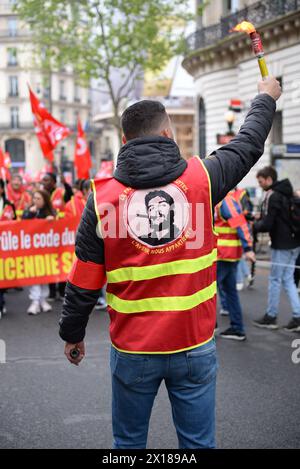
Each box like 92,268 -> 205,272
231,21 -> 256,35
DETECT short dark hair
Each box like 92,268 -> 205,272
46,172 -> 57,184
145,190 -> 174,211
121,100 -> 168,140
82,179 -> 90,192
256,166 -> 277,182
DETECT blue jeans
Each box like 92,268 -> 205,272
267,248 -> 300,318
218,284 -> 228,311
110,339 -> 218,449
217,261 -> 245,333
236,258 -> 250,284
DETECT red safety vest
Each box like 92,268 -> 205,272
0,203 -> 15,221
232,188 -> 246,203
6,185 -> 31,219
51,187 -> 65,218
65,191 -> 86,219
92,156 -> 217,354
214,194 -> 244,262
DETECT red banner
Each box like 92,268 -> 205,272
0,217 -> 79,289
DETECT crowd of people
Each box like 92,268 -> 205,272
215,166 -> 300,340
0,172 -> 107,318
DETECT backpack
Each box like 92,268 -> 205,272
289,196 -> 300,236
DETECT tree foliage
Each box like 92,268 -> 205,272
16,0 -> 193,137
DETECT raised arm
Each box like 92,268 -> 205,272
203,77 -> 281,206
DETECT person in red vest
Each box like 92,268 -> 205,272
6,174 -> 32,219
59,78 -> 281,449
41,172 -> 73,301
65,179 -> 90,219
41,172 -> 73,219
232,187 -> 255,290
215,192 -> 255,341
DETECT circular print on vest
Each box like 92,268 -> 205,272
125,184 -> 189,247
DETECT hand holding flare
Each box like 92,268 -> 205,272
231,21 -> 269,79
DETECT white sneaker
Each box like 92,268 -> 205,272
236,282 -> 244,291
2,306 -> 7,315
220,308 -> 229,316
95,297 -> 107,310
27,301 -> 41,315
40,300 -> 52,313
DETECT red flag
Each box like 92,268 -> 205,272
4,152 -> 11,169
74,118 -> 92,179
0,147 -> 11,181
28,86 -> 71,162
0,147 -> 4,169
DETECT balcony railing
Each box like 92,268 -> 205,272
186,0 -> 300,53
0,123 -> 33,130
0,29 -> 31,38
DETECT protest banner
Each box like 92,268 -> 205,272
0,217 -> 79,288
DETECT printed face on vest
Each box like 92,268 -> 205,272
126,184 -> 189,247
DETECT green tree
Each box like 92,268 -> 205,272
16,0 -> 194,141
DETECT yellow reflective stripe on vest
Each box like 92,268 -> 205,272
217,239 -> 242,247
106,281 -> 216,314
215,226 -> 237,234
106,248 -> 217,283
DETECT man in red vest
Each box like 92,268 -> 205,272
215,191 -> 255,340
59,77 -> 281,449
65,179 -> 90,219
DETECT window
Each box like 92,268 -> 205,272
104,136 -> 111,151
74,84 -> 81,102
223,0 -> 239,14
43,87 -> 50,99
9,76 -> 18,97
5,138 -> 25,168
8,17 -> 17,37
7,48 -> 17,66
10,106 -> 19,128
60,109 -> 66,123
74,110 -> 79,125
270,111 -> 283,145
59,80 -> 66,100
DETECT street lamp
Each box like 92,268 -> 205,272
224,110 -> 235,135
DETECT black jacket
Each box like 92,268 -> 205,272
22,207 -> 54,219
254,179 -> 299,249
59,93 -> 276,343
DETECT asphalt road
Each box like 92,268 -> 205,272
0,267 -> 300,449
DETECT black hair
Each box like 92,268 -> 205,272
256,166 -> 278,182
82,179 -> 90,192
0,179 -> 8,202
46,172 -> 57,184
121,100 -> 168,140
145,190 -> 175,210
